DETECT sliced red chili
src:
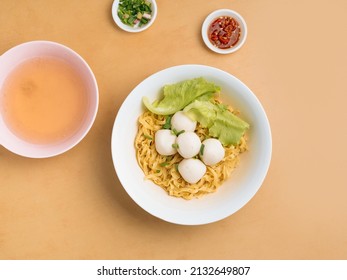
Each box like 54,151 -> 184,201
208,16 -> 241,49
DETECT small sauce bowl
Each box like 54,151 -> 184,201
202,9 -> 247,54
112,0 -> 158,33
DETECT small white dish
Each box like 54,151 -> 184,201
111,65 -> 272,225
202,9 -> 247,54
112,0 -> 157,33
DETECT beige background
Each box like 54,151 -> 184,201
0,0 -> 346,259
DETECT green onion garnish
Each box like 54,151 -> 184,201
199,144 -> 205,156
117,0 -> 152,27
171,128 -> 185,136
143,134 -> 153,140
163,115 -> 172,129
172,143 -> 179,149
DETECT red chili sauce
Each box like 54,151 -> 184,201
208,16 -> 241,49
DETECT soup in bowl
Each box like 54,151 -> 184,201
0,41 -> 98,158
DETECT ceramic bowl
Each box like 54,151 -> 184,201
0,41 -> 98,158
202,9 -> 247,54
112,0 -> 158,33
111,64 -> 271,225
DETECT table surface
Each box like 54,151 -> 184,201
1,0 -> 346,260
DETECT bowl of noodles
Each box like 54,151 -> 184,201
111,64 -> 271,225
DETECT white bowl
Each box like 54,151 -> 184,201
202,9 -> 247,54
0,41 -> 99,158
112,0 -> 157,33
111,65 -> 271,225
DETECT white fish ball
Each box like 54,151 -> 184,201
171,111 -> 197,132
201,138 -> 225,166
178,158 -> 206,184
176,131 -> 201,158
155,129 -> 177,156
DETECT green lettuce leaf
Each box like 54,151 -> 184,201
184,100 -> 249,145
183,100 -> 216,127
142,77 -> 220,115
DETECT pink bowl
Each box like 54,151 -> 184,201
0,41 -> 98,158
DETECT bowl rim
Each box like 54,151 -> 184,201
111,64 -> 272,225
201,9 -> 248,54
112,0 -> 158,33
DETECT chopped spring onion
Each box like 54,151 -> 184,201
160,162 -> 170,167
172,143 -> 179,149
143,134 -> 153,140
117,0 -> 152,27
171,128 -> 185,136
163,115 -> 172,129
177,129 -> 185,136
199,143 -> 205,156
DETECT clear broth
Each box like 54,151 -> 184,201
1,56 -> 88,144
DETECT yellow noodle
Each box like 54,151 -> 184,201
135,108 -> 248,200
